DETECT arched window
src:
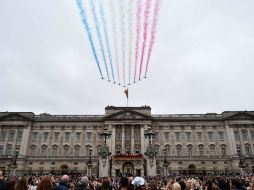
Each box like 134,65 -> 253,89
6,144 -> 12,156
245,144 -> 251,155
187,144 -> 193,157
52,145 -> 58,157
209,144 -> 215,156
221,144 -> 226,157
41,145 -> 47,157
164,144 -> 171,157
176,144 -> 182,156
74,145 -> 81,157
85,145 -> 92,156
31,145 -> 36,157
198,144 -> 204,156
63,145 -> 69,157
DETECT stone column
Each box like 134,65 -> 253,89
111,125 -> 115,155
247,127 -> 254,154
238,126 -> 245,154
140,126 -> 145,154
122,125 -> 125,153
225,123 -> 234,156
19,125 -> 31,157
131,125 -> 134,153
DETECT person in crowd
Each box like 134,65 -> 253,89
54,175 -> 70,190
131,177 -> 146,190
75,176 -> 93,190
37,175 -> 54,190
6,177 -> 17,190
119,177 -> 129,190
172,183 -> 181,190
15,177 -> 29,190
0,170 -> 7,190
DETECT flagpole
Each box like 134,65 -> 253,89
127,97 -> 129,107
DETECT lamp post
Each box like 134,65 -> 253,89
163,148 -> 168,176
87,148 -> 93,176
237,149 -> 245,176
11,149 -> 19,176
144,126 -> 155,144
100,127 -> 111,144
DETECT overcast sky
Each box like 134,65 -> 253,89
0,0 -> 254,115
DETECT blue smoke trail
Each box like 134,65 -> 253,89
99,0 -> 115,83
90,0 -> 110,81
76,0 -> 103,79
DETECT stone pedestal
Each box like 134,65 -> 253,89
99,157 -> 109,177
146,158 -> 157,176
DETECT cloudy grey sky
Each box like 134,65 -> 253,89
0,0 -> 254,115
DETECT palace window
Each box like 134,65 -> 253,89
32,132 -> 38,142
6,144 -> 12,156
31,145 -> 36,156
65,132 -> 71,142
164,145 -> 171,157
52,145 -> 58,157
236,144 -> 241,154
218,131 -> 224,141
43,132 -> 49,142
186,132 -> 192,141
85,145 -> 92,156
251,131 -> 254,140
0,131 -> 6,141
209,144 -> 215,155
187,144 -> 193,157
63,145 -> 69,157
208,131 -> 213,141
9,131 -> 15,141
54,132 -> 60,141
76,132 -> 81,141
175,132 -> 180,142
176,145 -> 182,156
135,132 -> 140,140
134,144 -> 140,154
164,132 -> 169,141
41,145 -> 47,157
197,132 -> 202,141
87,132 -> 92,141
234,131 -> 240,141
242,130 -> 248,141
221,145 -> 226,157
74,145 -> 80,156
116,132 -> 121,140
198,144 -> 204,156
245,144 -> 251,156
125,131 -> 131,140
0,145 -> 3,156
17,131 -> 23,141
115,144 -> 121,154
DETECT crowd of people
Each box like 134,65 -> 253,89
0,169 -> 254,190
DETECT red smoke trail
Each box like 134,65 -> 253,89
138,0 -> 151,81
133,0 -> 142,83
144,0 -> 161,78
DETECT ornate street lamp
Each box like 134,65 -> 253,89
100,127 -> 111,144
163,148 -> 168,176
144,126 -> 155,144
11,149 -> 19,176
86,148 -> 93,176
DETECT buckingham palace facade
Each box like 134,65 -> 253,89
0,106 -> 254,176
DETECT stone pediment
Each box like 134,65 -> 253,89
104,110 -> 151,120
227,112 -> 254,120
0,113 -> 33,121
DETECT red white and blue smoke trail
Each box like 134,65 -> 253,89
76,0 -> 162,87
